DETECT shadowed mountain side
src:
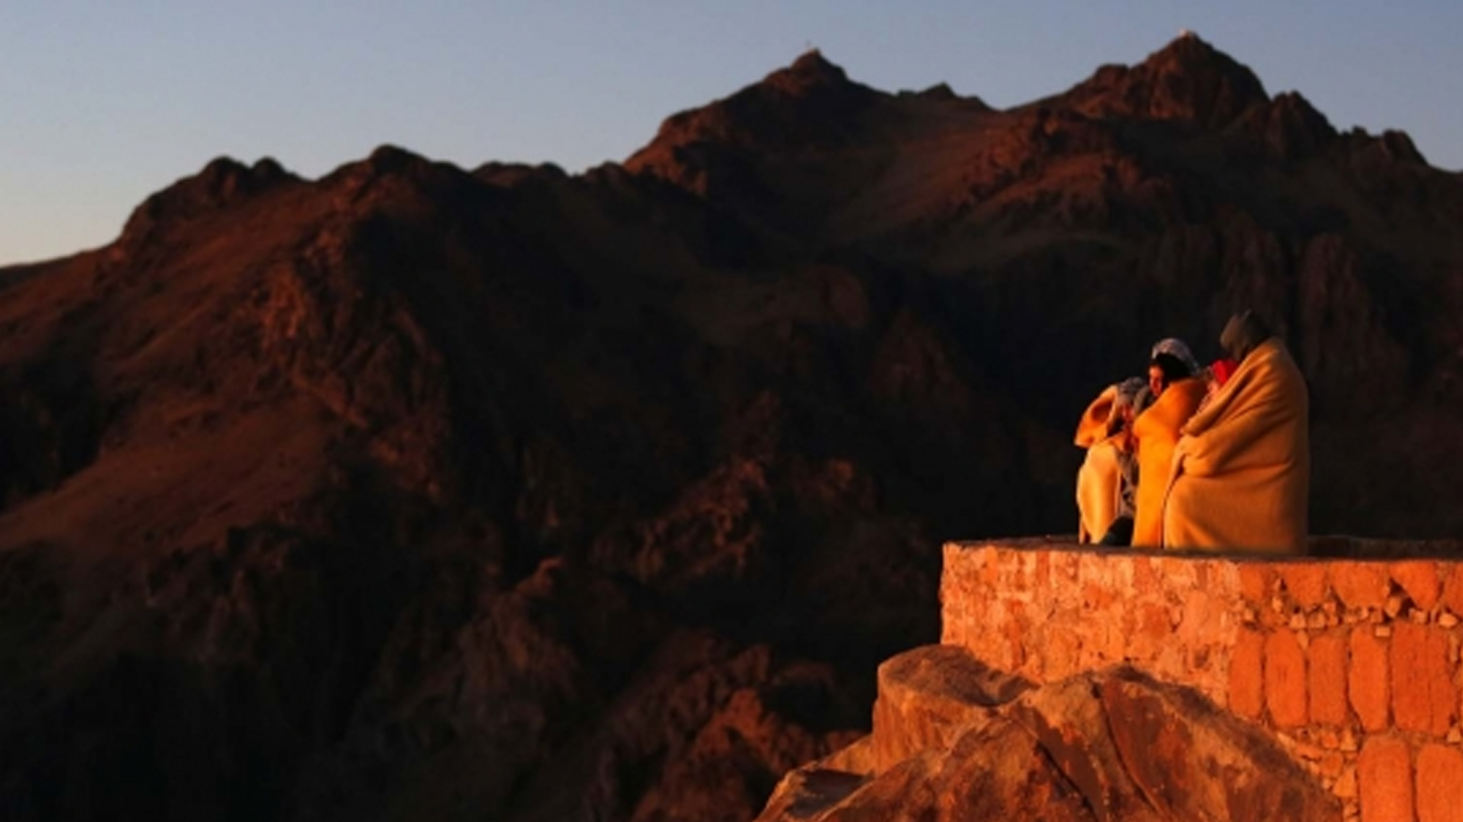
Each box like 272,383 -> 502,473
0,33 -> 1462,822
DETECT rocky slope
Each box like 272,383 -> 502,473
0,33 -> 1460,821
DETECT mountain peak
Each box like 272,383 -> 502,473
763,49 -> 854,96
790,48 -> 837,73
624,49 -> 874,186
118,156 -> 298,250
1063,33 -> 1269,128
1143,30 -> 1266,92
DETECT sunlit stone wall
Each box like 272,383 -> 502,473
941,539 -> 1463,822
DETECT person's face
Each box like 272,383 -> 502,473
1148,364 -> 1165,397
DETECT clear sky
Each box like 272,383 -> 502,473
2,0 -> 1459,266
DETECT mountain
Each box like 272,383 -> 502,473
1,33 -> 1461,821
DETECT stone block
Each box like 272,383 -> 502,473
1395,561 -> 1443,612
1417,744 -> 1463,822
1443,567 -> 1463,618
1281,563 -> 1330,608
1351,630 -> 1390,732
1333,563 -> 1392,611
1358,736 -> 1413,822
1230,628 -> 1265,719
1240,563 -> 1275,604
1309,632 -> 1350,726
1392,622 -> 1455,737
1266,630 -> 1308,728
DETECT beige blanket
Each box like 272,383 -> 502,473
1162,339 -> 1309,553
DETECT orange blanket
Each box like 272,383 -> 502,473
1162,339 -> 1309,553
1074,384 -> 1118,449
1130,377 -> 1206,547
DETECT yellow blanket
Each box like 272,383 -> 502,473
1162,339 -> 1309,553
1074,385 -> 1124,542
1077,435 -> 1125,543
1131,377 -> 1206,547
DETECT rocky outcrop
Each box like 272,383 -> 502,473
118,156 -> 300,253
757,646 -> 1339,822
869,644 -> 1030,772
1222,91 -> 1338,162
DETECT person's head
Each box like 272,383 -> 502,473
1147,338 -> 1199,396
1219,310 -> 1272,362
1108,376 -> 1149,435
1149,355 -> 1191,396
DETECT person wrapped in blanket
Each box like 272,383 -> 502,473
1162,311 -> 1310,554
1130,338 -> 1208,547
1074,376 -> 1149,545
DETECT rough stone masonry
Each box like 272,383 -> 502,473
942,539 -> 1463,822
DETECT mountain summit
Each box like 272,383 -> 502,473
625,49 -> 876,196
1059,32 -> 1270,127
764,49 -> 858,96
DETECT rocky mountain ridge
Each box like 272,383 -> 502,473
0,33 -> 1461,821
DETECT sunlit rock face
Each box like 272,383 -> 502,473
1,32 -> 1462,822
756,647 -> 1338,822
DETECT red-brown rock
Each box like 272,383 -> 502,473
758,667 -> 1339,822
870,645 -> 1030,773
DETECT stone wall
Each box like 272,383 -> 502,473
941,539 -> 1463,822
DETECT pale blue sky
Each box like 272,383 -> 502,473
2,1 -> 1459,265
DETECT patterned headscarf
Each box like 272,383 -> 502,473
1150,338 -> 1201,377
1113,376 -> 1149,412
1106,376 -> 1152,428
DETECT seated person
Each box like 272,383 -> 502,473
1162,311 -> 1310,554
1130,339 -> 1208,547
1075,377 -> 1148,544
